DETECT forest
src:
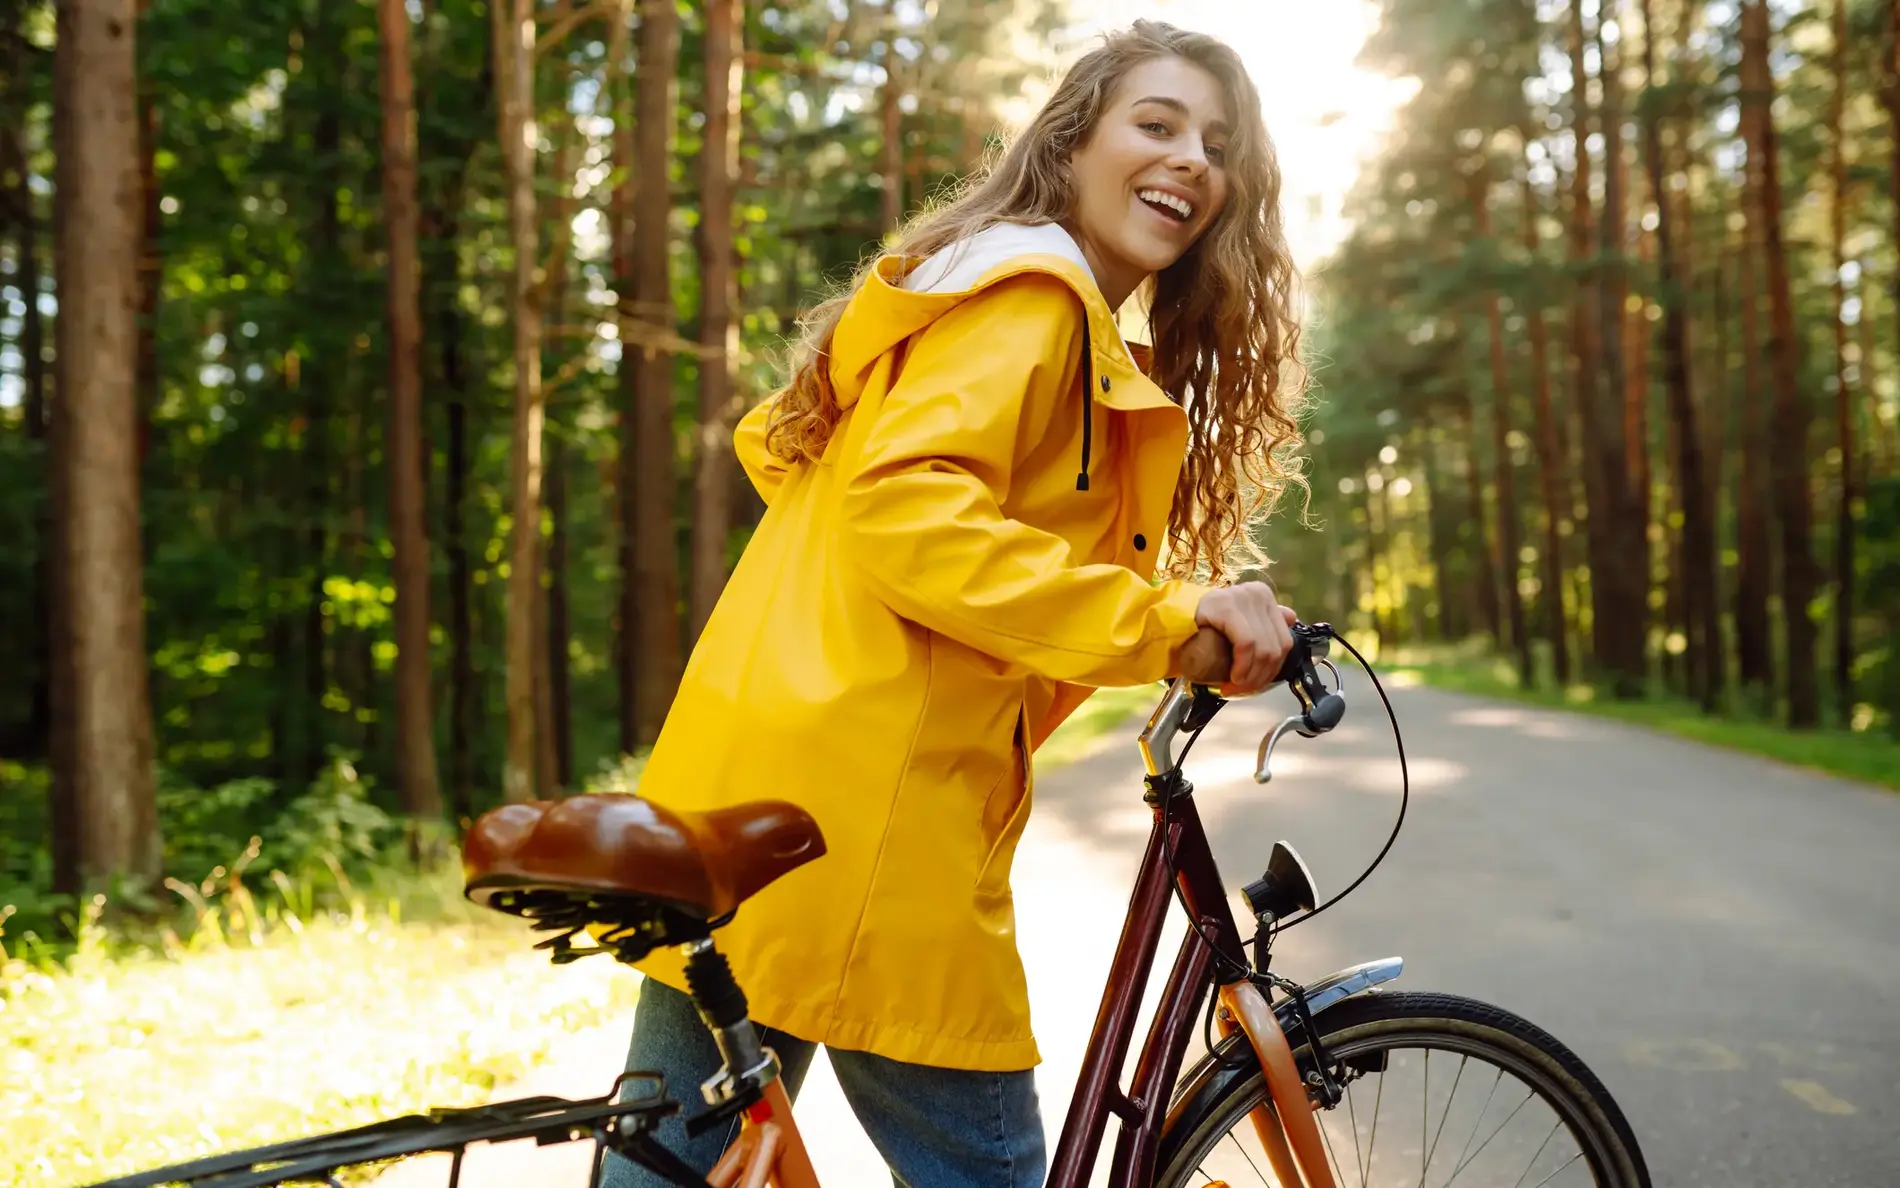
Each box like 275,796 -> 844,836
3,0 -> 1896,948
1281,0 -> 1900,738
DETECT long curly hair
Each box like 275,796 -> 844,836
766,19 -> 1308,582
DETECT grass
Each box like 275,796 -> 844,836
1383,640 -> 1900,792
1033,683 -> 1166,770
3,863 -> 641,1188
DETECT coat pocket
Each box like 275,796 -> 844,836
975,702 -> 1034,898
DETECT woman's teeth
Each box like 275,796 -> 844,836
1138,189 -> 1193,222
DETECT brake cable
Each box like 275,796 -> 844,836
1263,627 -> 1410,937
1158,625 -> 1413,1045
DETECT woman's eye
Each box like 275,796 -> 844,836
1206,144 -> 1227,164
1141,120 -> 1170,135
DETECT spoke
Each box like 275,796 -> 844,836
1319,1102 -> 1351,1188
1508,1119 -> 1564,1188
1443,1088 -> 1538,1185
1418,1053 -> 1468,1188
1527,1150 -> 1587,1188
1346,1077 -> 1366,1186
1365,1057 -> 1387,1184
1224,1128 -> 1272,1185
1446,1065 -> 1504,1182
1421,1051 -> 1430,1187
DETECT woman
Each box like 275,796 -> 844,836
606,19 -> 1307,1188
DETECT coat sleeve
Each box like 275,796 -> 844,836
835,274 -> 1208,687
733,396 -> 792,505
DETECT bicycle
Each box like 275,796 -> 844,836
88,621 -> 1651,1188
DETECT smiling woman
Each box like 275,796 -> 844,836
594,18 -> 1313,1188
1064,0 -> 1414,269
1062,59 -> 1233,309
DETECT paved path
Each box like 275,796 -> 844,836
383,679 -> 1900,1186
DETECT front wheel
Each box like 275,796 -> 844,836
1156,991 -> 1650,1188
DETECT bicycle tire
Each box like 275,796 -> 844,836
1155,990 -> 1650,1188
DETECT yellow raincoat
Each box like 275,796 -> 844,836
634,224 -> 1209,1071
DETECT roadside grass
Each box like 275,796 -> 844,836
3,862 -> 640,1188
1384,640 -> 1900,792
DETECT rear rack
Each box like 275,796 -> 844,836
81,1072 -> 703,1188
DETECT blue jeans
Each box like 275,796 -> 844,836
600,977 -> 1045,1188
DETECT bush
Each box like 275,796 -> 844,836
2,751 -> 408,964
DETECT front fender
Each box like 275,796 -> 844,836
1164,958 -> 1403,1132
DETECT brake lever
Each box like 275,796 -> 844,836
1255,634 -> 1347,784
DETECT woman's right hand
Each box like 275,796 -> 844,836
1192,582 -> 1297,695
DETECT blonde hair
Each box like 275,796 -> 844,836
767,19 -> 1307,582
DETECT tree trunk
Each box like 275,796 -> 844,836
1521,165 -> 1572,685
1453,390 -> 1496,643
1629,223 -> 1659,684
379,0 -> 442,820
1733,154 -> 1774,696
1365,471 -> 1392,646
495,0 -> 543,800
538,125 -> 576,797
630,0 -> 682,744
51,0 -> 160,885
1474,171 -> 1529,683
3,103 -> 53,757
1592,0 -> 1647,694
690,0 -> 743,640
444,350 -> 473,820
879,1 -> 903,235
1565,2 -> 1612,680
417,61 -> 486,826
1466,402 -> 1501,646
546,427 -> 573,789
1888,0 -> 1900,472
1740,0 -> 1819,728
609,1 -> 638,756
1520,167 -> 1565,684
1420,437 -> 1458,640
1831,0 -> 1855,724
8,85 -> 67,880
297,14 -> 344,794
1641,0 -> 1720,710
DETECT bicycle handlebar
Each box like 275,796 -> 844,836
1176,623 -> 1327,691
1177,627 -> 1235,685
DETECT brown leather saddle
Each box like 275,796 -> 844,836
463,794 -> 826,960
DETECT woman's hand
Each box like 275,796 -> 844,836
1193,582 -> 1298,695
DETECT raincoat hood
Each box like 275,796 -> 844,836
826,221 -> 1167,419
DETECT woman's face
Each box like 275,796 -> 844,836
1065,55 -> 1233,310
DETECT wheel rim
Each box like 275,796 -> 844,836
1177,1025 -> 1622,1188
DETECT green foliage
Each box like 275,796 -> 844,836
1290,0 -> 1897,734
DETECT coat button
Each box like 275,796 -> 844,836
1100,375 -> 1111,392
1133,533 -> 1147,551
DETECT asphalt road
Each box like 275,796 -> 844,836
376,677 -> 1900,1187
1014,675 -> 1900,1188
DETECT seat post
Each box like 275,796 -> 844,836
681,937 -> 779,1106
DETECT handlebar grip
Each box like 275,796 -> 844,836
1177,623 -> 1320,689
1177,627 -> 1234,685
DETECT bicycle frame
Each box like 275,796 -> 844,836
1045,677 -> 1337,1188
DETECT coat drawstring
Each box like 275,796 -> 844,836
1076,321 -> 1093,492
